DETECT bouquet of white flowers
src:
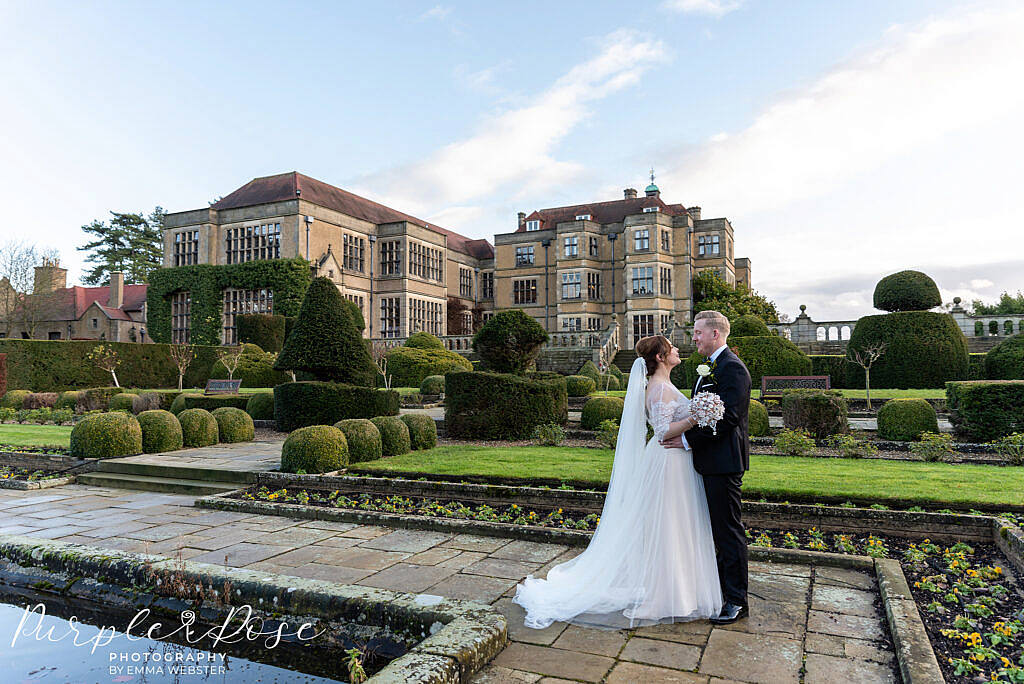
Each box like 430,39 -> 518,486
690,391 -> 726,435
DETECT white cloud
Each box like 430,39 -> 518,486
419,5 -> 453,21
663,0 -> 743,17
970,279 -> 995,290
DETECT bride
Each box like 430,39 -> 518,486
513,335 -> 723,629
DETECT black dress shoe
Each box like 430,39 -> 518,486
710,602 -> 749,625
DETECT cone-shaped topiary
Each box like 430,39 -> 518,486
333,419 -> 382,463
370,415 -> 411,456
245,392 -> 275,420
400,413 -> 437,450
70,412 -> 142,458
877,398 -> 938,441
578,360 -> 600,382
405,331 -> 444,349
472,309 -> 549,374
873,270 -> 942,312
565,375 -> 597,397
211,406 -> 255,443
343,299 -> 365,332
178,408 -> 219,447
137,410 -> 183,453
581,396 -> 625,430
281,425 -> 348,473
420,375 -> 445,395
109,393 -> 138,413
608,363 -> 624,381
986,334 -> 1024,380
749,399 -> 769,437
275,276 -> 376,385
731,315 -> 771,337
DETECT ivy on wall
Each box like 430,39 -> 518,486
147,258 -> 312,344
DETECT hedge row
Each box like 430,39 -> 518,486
946,380 -> 1024,442
445,371 -> 567,439
274,381 -> 400,432
675,336 -> 810,390
810,355 -> 850,390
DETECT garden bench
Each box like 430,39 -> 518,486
760,375 -> 831,400
204,379 -> 242,395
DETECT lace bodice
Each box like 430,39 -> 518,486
646,381 -> 691,442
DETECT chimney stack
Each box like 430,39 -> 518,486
518,212 -> 526,229
32,258 -> 67,294
687,206 -> 701,220
624,188 -> 637,199
109,272 -> 124,309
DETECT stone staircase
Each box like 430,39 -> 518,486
76,460 -> 252,496
612,349 -> 636,372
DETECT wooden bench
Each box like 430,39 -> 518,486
204,379 -> 242,396
760,375 -> 831,400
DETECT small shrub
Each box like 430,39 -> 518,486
731,314 -> 770,337
404,331 -> 445,350
137,410 -> 183,453
533,423 -> 566,446
169,392 -> 200,415
211,407 -> 255,443
780,389 -> 847,439
333,419 -> 382,463
876,398 -> 938,441
773,429 -> 815,457
420,375 -> 445,395
748,399 -> 769,437
946,380 -> 1024,442
108,393 -> 138,413
596,374 -> 620,392
399,413 -> 437,450
0,390 -> 31,409
131,392 -> 162,415
991,432 -> 1024,466
0,407 -> 14,423
581,396 -> 625,430
55,391 -> 80,411
51,408 -> 73,424
23,392 -> 58,409
910,432 -> 954,462
178,408 -> 219,447
607,363 -> 624,381
565,375 -> 597,397
578,361 -> 601,382
69,412 -> 143,459
823,433 -> 878,458
472,309 -> 549,374
245,392 -> 275,421
281,425 -> 348,473
370,416 -> 411,457
596,419 -> 619,448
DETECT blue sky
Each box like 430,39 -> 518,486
2,0 -> 1022,320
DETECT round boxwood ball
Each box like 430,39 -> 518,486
608,363 -> 624,381
70,412 -> 142,459
876,398 -> 938,441
986,333 -> 1024,380
565,375 -> 597,397
731,314 -> 771,337
578,361 -> 601,382
873,270 -> 942,312
178,408 -> 219,447
1,390 -> 31,409
420,375 -> 445,395
581,396 -> 625,430
370,416 -> 411,456
211,406 -> 255,443
108,393 -> 138,413
245,392 -> 275,420
749,399 -> 770,437
137,410 -> 183,453
170,393 -> 200,415
333,419 -> 382,463
400,413 -> 437,450
281,425 -> 348,473
404,331 -> 445,350
56,391 -> 79,411
596,374 -> 620,391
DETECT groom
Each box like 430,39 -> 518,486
661,310 -> 750,624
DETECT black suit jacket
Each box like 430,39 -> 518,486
688,347 -> 751,476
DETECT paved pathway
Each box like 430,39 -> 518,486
115,439 -> 282,472
0,484 -> 898,683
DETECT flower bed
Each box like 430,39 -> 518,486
0,444 -> 70,456
0,465 -> 66,482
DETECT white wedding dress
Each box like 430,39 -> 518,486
513,358 -> 723,629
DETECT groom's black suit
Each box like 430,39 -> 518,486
687,346 -> 750,608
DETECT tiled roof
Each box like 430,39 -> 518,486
519,196 -> 687,232
43,284 -> 147,321
212,172 -> 494,260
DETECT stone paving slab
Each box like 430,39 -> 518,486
0,484 -> 901,684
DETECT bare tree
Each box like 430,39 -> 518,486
371,341 -> 393,390
168,343 -> 196,391
88,344 -> 121,387
0,241 -> 60,338
217,346 -> 244,380
848,343 -> 886,410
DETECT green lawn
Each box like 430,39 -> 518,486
355,447 -> 1024,509
0,424 -> 72,448
588,388 -> 947,400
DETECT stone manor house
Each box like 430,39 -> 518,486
160,172 -> 751,352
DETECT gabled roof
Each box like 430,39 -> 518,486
519,195 -> 688,232
212,172 -> 494,260
41,284 -> 147,321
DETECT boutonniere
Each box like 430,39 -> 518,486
696,360 -> 717,380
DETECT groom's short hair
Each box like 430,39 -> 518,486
694,310 -> 730,338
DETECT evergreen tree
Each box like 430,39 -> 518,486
78,207 -> 164,285
973,291 -> 1024,315
275,277 -> 376,385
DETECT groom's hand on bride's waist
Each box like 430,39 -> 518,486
659,436 -> 685,449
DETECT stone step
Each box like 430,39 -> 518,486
76,472 -> 242,495
612,349 -> 636,372
96,460 -> 254,484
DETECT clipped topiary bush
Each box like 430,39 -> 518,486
420,375 -> 445,395
23,392 -> 58,409
731,315 -> 771,337
749,399 -> 770,437
565,375 -> 597,397
400,413 -> 437,450
211,406 -> 255,443
56,391 -> 80,411
236,313 -> 287,352
109,393 -> 138,413
169,393 -> 200,415
472,310 -> 549,374
578,360 -> 601,382
595,374 -> 620,391
405,331 -> 444,350
0,389 -> 31,409
245,392 -> 275,420
333,419 -> 382,463
182,394 -> 251,412
371,416 -> 411,456
70,412 -> 142,458
876,398 -> 939,441
873,270 -> 942,312
281,425 -> 348,473
445,371 -> 567,439
178,408 -> 219,447
137,409 -> 183,453
846,312 -> 968,389
274,381 -> 400,432
947,380 -> 1024,442
581,396 -> 625,430
985,334 -> 1024,380
608,363 -> 624,381
385,346 -> 472,388
780,389 -> 847,439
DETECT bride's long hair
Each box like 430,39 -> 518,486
635,335 -> 672,378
